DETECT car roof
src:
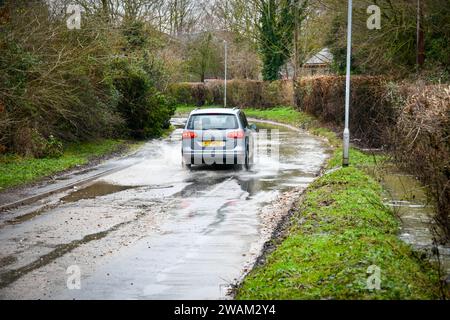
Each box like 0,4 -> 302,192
189,108 -> 240,116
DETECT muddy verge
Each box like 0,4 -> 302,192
0,141 -> 137,199
0,141 -> 141,212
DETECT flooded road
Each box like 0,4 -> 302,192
380,167 -> 450,279
0,119 -> 329,299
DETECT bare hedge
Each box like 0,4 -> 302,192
298,76 -> 449,239
297,75 -> 398,148
168,80 -> 293,108
169,76 -> 397,147
393,85 -> 450,239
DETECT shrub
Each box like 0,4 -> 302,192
44,135 -> 63,158
297,76 -> 397,147
0,2 -> 173,158
393,85 -> 450,240
168,80 -> 293,109
11,128 -> 62,158
0,2 -> 124,155
261,80 -> 293,108
0,99 -> 8,151
298,76 -> 450,241
168,82 -> 206,106
111,59 -> 174,139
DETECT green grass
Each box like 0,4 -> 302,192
327,148 -> 387,169
236,149 -> 441,300
174,104 -> 203,114
175,103 -> 441,299
239,106 -> 341,147
244,106 -> 313,126
0,139 -> 132,191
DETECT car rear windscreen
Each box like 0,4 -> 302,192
187,114 -> 238,130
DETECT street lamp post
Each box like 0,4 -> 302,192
224,40 -> 228,108
343,0 -> 352,167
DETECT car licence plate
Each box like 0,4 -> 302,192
202,141 -> 225,147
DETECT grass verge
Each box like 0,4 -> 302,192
176,104 -> 442,298
235,148 -> 441,299
174,103 -> 201,115
0,139 -> 139,191
244,107 -> 339,147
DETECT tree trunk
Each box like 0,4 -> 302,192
416,0 -> 425,68
101,0 -> 108,22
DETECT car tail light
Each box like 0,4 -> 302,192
182,130 -> 197,139
227,130 -> 245,139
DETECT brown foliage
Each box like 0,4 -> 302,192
393,85 -> 450,240
298,76 -> 449,239
168,80 -> 293,108
298,76 -> 397,148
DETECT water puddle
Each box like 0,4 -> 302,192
378,165 -> 450,282
170,117 -> 187,128
0,217 -> 139,289
5,206 -> 53,226
61,182 -> 135,203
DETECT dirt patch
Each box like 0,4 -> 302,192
0,256 -> 17,268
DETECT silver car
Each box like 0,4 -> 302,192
181,108 -> 256,170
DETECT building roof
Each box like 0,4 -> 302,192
305,48 -> 333,66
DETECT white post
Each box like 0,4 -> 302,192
343,0 -> 352,167
224,40 -> 228,108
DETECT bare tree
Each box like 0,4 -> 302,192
166,0 -> 198,35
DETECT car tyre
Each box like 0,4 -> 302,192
244,146 -> 251,171
182,159 -> 191,170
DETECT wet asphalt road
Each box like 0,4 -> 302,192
0,118 -> 328,300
